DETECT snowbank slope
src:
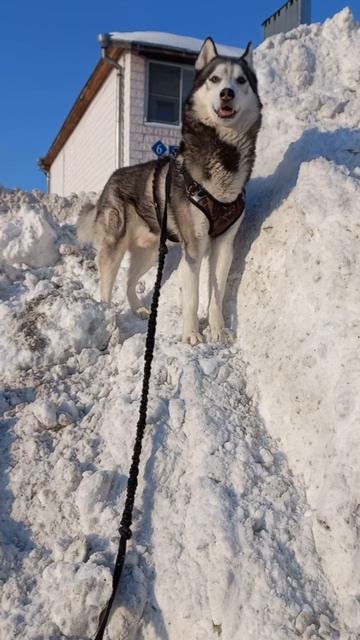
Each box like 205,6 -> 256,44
0,8 -> 359,640
234,8 -> 360,635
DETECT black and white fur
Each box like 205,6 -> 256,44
77,37 -> 262,344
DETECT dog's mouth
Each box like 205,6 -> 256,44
215,105 -> 237,119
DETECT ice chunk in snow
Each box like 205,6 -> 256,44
0,205 -> 59,267
41,561 -> 112,637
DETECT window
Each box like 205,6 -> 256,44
146,62 -> 195,126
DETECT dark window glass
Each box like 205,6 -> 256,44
147,63 -> 195,125
147,63 -> 181,124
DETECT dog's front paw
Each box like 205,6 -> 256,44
135,306 -> 150,320
183,331 -> 203,346
209,327 -> 233,345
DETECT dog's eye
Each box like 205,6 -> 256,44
237,76 -> 246,85
209,75 -> 220,83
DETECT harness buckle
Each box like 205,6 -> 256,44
186,182 -> 199,196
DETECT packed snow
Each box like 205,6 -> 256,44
1,8 -> 360,639
107,31 -> 243,58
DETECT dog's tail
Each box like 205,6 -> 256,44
77,202 -> 97,246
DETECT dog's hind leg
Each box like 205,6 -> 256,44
127,246 -> 158,318
98,240 -> 127,304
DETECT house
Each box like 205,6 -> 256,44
39,32 -> 242,196
263,0 -> 311,39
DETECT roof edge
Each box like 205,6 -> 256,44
110,36 -> 199,57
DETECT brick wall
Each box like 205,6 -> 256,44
49,66 -> 119,195
123,52 -> 182,166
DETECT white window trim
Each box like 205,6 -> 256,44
144,58 -> 194,127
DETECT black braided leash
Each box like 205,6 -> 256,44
94,160 -> 172,640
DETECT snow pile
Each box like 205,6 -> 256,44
1,8 -> 360,640
0,203 -> 59,268
0,186 -> 96,224
232,9 -> 360,634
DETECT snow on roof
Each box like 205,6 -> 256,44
107,31 -> 244,58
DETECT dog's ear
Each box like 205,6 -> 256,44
195,37 -> 218,71
241,42 -> 254,70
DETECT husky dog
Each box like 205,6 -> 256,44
77,38 -> 262,344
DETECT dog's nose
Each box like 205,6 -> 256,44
220,88 -> 235,101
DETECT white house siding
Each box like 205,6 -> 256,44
49,68 -> 118,195
123,52 -> 182,166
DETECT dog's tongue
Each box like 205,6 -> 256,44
219,106 -> 234,118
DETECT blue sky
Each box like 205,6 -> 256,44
0,0 -> 358,192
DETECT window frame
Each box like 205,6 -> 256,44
144,59 -> 194,128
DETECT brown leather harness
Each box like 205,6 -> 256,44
152,159 -> 245,241
179,163 -> 245,238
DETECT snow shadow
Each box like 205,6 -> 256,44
224,126 -> 360,332
0,415 -> 36,577
127,418 -> 170,639
0,386 -> 36,418
249,125 -> 359,236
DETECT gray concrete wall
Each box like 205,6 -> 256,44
263,0 -> 311,39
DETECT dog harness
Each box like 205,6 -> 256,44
180,163 -> 245,238
152,159 -> 245,241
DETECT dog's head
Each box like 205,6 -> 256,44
188,37 -> 261,131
